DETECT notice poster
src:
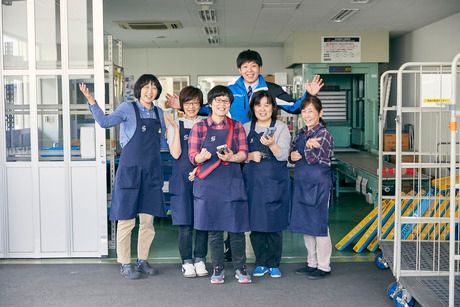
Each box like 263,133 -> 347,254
322,36 -> 361,63
421,74 -> 452,108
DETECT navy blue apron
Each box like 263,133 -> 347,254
288,130 -> 332,236
243,120 -> 290,232
193,118 -> 249,232
169,121 -> 194,225
110,103 -> 166,220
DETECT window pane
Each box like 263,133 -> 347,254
37,76 -> 63,161
4,76 -> 30,161
2,1 -> 28,69
35,0 -> 61,69
197,76 -> 238,104
68,0 -> 93,68
69,76 -> 96,161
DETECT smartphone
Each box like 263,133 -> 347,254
216,144 -> 229,155
263,126 -> 277,138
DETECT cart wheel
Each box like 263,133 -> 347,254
375,254 -> 389,270
393,288 -> 415,307
387,281 -> 399,299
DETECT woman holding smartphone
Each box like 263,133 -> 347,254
188,85 -> 251,285
243,91 -> 291,278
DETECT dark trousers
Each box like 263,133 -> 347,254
178,225 -> 208,262
250,231 -> 283,268
209,231 -> 246,270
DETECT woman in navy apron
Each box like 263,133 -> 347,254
165,86 -> 208,278
289,96 -> 334,280
242,91 -> 291,278
79,74 -> 167,280
188,85 -> 251,285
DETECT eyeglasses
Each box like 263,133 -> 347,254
213,98 -> 230,105
183,101 -> 200,107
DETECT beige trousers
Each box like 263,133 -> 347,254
303,231 -> 332,272
116,213 -> 155,264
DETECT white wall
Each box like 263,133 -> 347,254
390,12 -> 460,67
389,12 -> 460,155
123,47 -> 289,85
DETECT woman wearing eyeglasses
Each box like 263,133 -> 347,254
165,86 -> 208,278
188,85 -> 251,285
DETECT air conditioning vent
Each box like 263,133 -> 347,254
204,25 -> 218,36
330,9 -> 359,23
199,8 -> 217,23
115,21 -> 183,30
207,37 -> 220,45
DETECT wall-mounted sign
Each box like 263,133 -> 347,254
322,36 -> 361,63
421,74 -> 452,107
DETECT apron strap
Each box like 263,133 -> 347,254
196,118 -> 234,179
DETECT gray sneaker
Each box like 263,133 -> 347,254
136,259 -> 159,276
120,264 -> 141,280
210,266 -> 225,284
234,267 -> 252,284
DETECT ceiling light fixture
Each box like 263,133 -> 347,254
261,2 -> 300,9
330,8 -> 359,23
195,0 -> 214,5
204,25 -> 219,36
350,0 -> 371,3
207,36 -> 220,45
199,7 -> 217,23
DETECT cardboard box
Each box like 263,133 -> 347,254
384,133 -> 409,151
389,155 -> 418,163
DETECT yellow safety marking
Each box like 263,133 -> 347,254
420,199 -> 450,240
353,199 -> 395,252
421,198 -> 449,240
432,175 -> 459,191
407,196 -> 444,240
439,205 -> 459,240
449,121 -> 457,132
368,196 -> 414,251
335,199 -> 390,251
385,194 -> 421,240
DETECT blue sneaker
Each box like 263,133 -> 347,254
269,267 -> 282,278
252,266 -> 269,277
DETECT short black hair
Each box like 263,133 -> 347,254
179,86 -> 203,110
134,74 -> 162,100
248,91 -> 277,121
236,49 -> 263,68
207,85 -> 234,105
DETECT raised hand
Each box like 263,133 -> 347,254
79,83 -> 96,105
165,93 -> 180,109
305,74 -> 324,96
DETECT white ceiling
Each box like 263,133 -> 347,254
103,0 -> 460,48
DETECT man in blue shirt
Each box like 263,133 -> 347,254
166,49 -> 323,124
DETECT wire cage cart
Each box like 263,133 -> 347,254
377,53 -> 460,307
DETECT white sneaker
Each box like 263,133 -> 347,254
194,261 -> 209,277
182,263 -> 196,278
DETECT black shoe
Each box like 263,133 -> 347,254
120,264 -> 141,280
307,269 -> 331,280
136,259 -> 159,276
295,266 -> 317,275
